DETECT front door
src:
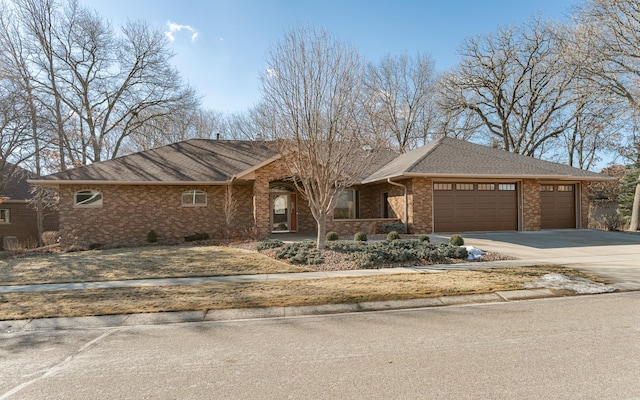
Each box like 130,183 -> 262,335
271,193 -> 297,232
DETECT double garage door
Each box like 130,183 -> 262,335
433,182 -> 576,232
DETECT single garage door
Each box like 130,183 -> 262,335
541,184 -> 576,229
433,182 -> 518,232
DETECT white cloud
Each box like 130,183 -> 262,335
165,21 -> 198,42
266,68 -> 277,78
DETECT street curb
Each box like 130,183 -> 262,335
0,289 -> 588,334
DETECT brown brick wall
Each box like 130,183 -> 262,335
580,183 -> 589,228
408,178 -> 433,234
523,179 -> 541,231
358,183 -> 403,219
56,184 -> 254,248
0,202 -> 59,248
326,218 -> 402,236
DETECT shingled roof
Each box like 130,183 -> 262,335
33,140 -> 278,185
1,163 -> 33,200
31,137 -> 610,186
363,137 -> 610,183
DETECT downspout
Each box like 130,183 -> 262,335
228,177 -> 237,229
387,178 -> 409,233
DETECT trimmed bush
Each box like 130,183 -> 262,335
418,234 -> 430,243
450,234 -> 464,246
326,231 -> 339,241
275,241 -> 323,265
339,239 -> 469,268
386,231 -> 401,241
382,222 -> 406,234
185,232 -> 209,242
326,240 -> 366,253
354,231 -> 368,242
256,239 -> 284,250
146,230 -> 158,243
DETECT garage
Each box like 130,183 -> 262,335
433,182 -> 518,232
541,184 -> 576,229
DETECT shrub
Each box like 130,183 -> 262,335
256,239 -> 284,250
418,234 -> 430,243
146,229 -> 158,243
386,231 -> 401,241
354,231 -> 368,242
326,240 -> 366,253
450,234 -> 464,246
275,241 -> 323,265
42,231 -> 59,246
382,222 -> 406,234
185,232 -> 210,242
326,231 -> 339,241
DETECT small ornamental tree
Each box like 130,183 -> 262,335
258,26 -> 382,249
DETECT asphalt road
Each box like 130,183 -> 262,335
2,292 -> 640,399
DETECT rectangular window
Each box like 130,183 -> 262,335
334,190 -> 358,219
477,184 -> 495,191
557,185 -> 574,192
541,185 -> 554,192
182,190 -> 207,206
499,184 -> 516,191
455,183 -> 474,191
434,183 -> 452,191
0,209 -> 9,224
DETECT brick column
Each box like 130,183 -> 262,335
522,179 -> 541,231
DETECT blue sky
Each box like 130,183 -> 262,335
83,0 -> 578,114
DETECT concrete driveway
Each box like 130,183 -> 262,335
442,229 -> 640,290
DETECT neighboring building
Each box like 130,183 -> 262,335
30,137 -> 611,248
1,164 -> 59,249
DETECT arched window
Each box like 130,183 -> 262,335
74,190 -> 103,207
182,190 -> 207,206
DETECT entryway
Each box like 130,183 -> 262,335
270,184 -> 297,233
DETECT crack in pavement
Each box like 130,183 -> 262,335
0,329 -> 120,399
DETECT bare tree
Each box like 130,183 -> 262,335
439,17 -> 582,158
12,0 -> 198,166
576,0 -> 640,230
364,52 -> 437,152
123,108 -> 223,153
259,26 -> 380,249
14,0 -> 69,170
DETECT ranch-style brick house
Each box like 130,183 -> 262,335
1,164 -> 59,249
30,137 -> 610,248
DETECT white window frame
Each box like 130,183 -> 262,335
334,189 -> 358,219
182,190 -> 207,207
74,190 -> 103,207
0,209 -> 9,224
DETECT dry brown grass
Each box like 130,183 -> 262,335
0,265 -> 602,321
0,245 -> 309,285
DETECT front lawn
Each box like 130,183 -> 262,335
0,245 -> 309,286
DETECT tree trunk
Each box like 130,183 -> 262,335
36,199 -> 43,247
629,178 -> 640,231
316,211 -> 327,250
